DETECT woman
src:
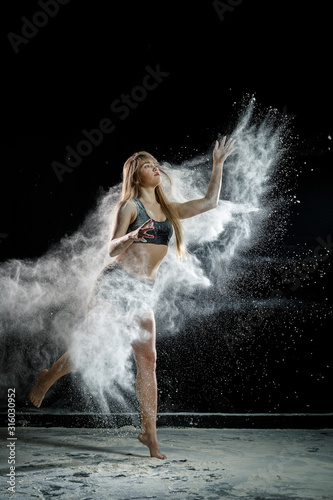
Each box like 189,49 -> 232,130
29,136 -> 237,459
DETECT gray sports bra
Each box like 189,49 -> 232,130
126,198 -> 173,246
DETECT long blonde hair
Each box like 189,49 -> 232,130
116,151 -> 187,259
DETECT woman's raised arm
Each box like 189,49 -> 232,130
171,136 -> 237,220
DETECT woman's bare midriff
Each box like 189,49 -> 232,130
115,243 -> 168,283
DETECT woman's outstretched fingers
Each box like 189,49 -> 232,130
226,138 -> 237,154
137,219 -> 154,242
213,135 -> 237,164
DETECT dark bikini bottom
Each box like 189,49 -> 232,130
91,261 -> 155,315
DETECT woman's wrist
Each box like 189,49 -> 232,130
127,231 -> 137,242
213,159 -> 224,168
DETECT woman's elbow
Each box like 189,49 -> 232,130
206,198 -> 218,211
108,242 -> 117,258
109,249 -> 119,258
204,195 -> 218,211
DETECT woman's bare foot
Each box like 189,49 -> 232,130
138,432 -> 167,460
29,369 -> 49,408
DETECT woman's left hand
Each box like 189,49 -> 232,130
213,136 -> 237,165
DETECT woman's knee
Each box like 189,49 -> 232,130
132,309 -> 156,368
136,310 -> 155,333
133,345 -> 157,370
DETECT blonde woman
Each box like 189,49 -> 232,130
29,136 -> 237,459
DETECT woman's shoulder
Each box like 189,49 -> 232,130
118,198 -> 138,209
117,199 -> 138,220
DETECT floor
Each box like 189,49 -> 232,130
0,426 -> 332,499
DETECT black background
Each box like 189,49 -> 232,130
2,0 -> 332,413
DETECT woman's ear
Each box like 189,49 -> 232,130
135,172 -> 142,185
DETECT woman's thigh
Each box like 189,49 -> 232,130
131,309 -> 156,361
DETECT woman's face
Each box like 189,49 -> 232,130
138,161 -> 161,188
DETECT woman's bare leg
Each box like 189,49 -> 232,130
29,351 -> 74,408
131,310 -> 166,460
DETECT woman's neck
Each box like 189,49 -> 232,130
139,186 -> 157,204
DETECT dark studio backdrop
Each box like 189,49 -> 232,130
1,0 -> 332,418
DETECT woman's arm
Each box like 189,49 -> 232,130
108,201 -> 154,257
172,136 -> 236,220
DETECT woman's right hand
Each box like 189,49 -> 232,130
130,219 -> 155,243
